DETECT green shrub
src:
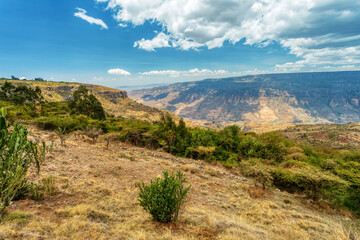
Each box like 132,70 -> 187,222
29,183 -> 44,201
0,108 -> 46,216
42,176 -> 56,196
138,170 -> 191,223
186,146 -> 216,160
33,116 -> 81,131
239,159 -> 274,189
55,127 -> 68,146
0,81 -> 42,105
272,166 -> 348,201
68,86 -> 106,120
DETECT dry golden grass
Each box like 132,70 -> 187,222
0,127 -> 358,240
247,186 -> 268,199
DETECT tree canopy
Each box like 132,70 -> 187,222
0,81 -> 42,105
68,86 -> 106,120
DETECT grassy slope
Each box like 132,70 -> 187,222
281,123 -> 360,149
0,127 -> 358,240
0,79 -> 166,122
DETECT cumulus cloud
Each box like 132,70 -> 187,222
97,0 -> 360,69
140,70 -> 181,76
74,8 -> 108,29
134,32 -> 171,51
140,68 -> 228,77
107,68 -> 131,75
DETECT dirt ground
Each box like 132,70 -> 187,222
0,127 -> 358,240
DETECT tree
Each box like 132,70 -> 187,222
157,113 -> 192,155
0,81 -> 42,105
0,81 -> 15,100
68,86 -> 106,120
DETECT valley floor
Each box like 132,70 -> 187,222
0,128 -> 358,240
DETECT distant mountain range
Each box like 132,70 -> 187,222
129,71 -> 360,124
116,83 -> 169,91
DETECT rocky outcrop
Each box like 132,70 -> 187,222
96,91 -> 128,104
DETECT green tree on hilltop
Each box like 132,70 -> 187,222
68,86 -> 106,120
0,81 -> 42,105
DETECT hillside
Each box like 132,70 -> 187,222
1,78 -> 360,239
0,79 -> 165,121
281,122 -> 360,149
0,127 -> 358,240
129,71 -> 360,124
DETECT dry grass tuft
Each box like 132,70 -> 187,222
248,186 -> 268,198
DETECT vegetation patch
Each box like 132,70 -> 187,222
1,81 -> 360,217
138,170 -> 191,223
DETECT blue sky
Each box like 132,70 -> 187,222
1,0 -> 360,88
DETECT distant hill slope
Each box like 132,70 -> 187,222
0,79 -> 164,121
129,71 -> 360,124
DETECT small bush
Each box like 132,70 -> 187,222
248,186 -> 268,198
55,127 -> 68,146
138,170 -> 191,223
84,127 -> 103,143
42,175 -> 56,195
29,183 -> 44,200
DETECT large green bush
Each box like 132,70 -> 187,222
68,86 -> 106,120
138,170 -> 191,223
0,81 -> 42,105
272,166 -> 348,201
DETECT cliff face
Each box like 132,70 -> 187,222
130,71 -> 360,124
38,84 -> 128,103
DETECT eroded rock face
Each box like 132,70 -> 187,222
56,86 -> 74,91
96,91 -> 128,104
41,85 -> 128,103
130,71 -> 360,124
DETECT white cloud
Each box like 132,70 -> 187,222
98,0 -> 360,69
19,77 -> 27,80
93,76 -> 105,81
140,68 -> 228,77
140,70 -> 181,76
74,8 -> 108,29
118,23 -> 128,27
107,68 -> 131,75
134,32 -> 171,51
